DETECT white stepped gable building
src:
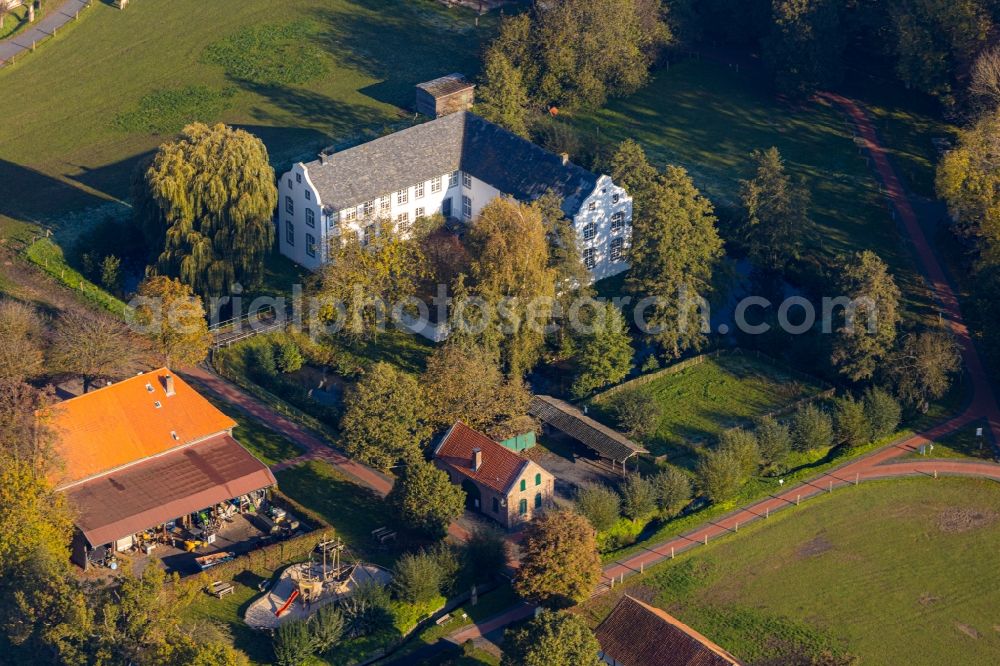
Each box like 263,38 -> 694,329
278,111 -> 632,282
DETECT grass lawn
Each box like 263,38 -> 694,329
183,580 -> 274,665
591,352 -> 827,466
568,59 -> 936,322
0,0 -> 497,239
203,394 -> 304,466
580,477 -> 1000,665
276,460 -> 398,567
903,418 -> 994,461
0,3 -> 41,41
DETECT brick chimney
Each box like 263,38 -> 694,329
472,448 -> 482,473
164,374 -> 176,397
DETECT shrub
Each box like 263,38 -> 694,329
340,582 -> 393,639
620,475 -> 657,520
863,387 -> 901,439
426,542 -> 460,596
574,483 -> 621,532
463,525 -> 509,580
249,341 -> 277,379
272,619 -> 314,666
697,445 -> 748,504
651,466 -> 692,518
608,390 -> 663,439
834,395 -> 872,449
276,338 -> 304,374
392,547 -> 457,604
640,354 -> 660,372
309,605 -> 345,655
718,428 -> 760,475
790,403 -> 833,452
755,416 -> 792,473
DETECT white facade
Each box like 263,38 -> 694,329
277,165 -> 632,283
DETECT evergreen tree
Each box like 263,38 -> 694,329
476,51 -> 531,138
340,362 -> 430,471
135,123 -> 277,298
514,509 -> 601,606
831,251 -> 901,382
502,610 -> 601,666
626,166 -> 724,358
740,146 -> 808,272
572,301 -> 634,397
763,0 -> 844,97
608,139 -> 659,212
388,461 -> 466,537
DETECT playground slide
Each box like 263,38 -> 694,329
274,589 -> 300,618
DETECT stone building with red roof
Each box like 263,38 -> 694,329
432,421 -> 555,528
595,595 -> 742,666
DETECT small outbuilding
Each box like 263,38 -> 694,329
433,421 -> 554,529
528,395 -> 647,473
415,73 -> 475,118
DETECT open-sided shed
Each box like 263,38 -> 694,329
528,395 -> 647,473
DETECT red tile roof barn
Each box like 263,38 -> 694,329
65,433 -> 276,547
433,422 -> 528,494
595,595 -> 742,666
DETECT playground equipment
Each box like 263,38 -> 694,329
274,589 -> 300,618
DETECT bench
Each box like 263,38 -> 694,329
435,613 -> 452,626
208,581 -> 235,598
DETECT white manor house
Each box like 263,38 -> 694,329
277,111 -> 633,283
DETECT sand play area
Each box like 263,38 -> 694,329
245,561 -> 392,629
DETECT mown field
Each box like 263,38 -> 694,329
0,0 -> 496,239
580,477 -> 1000,665
591,352 -> 826,466
568,58 -> 943,322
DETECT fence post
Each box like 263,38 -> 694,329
671,547 -> 674,559
829,480 -> 833,493
703,534 -> 708,545
855,473 -> 859,486
765,507 -> 769,518
796,494 -> 800,506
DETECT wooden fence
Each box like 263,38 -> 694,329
0,1 -> 95,70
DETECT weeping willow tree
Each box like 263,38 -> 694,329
134,122 -> 277,298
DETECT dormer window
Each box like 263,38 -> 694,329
145,383 -> 154,393
154,401 -> 162,409
171,431 -> 179,441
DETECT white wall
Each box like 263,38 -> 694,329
573,174 -> 632,282
276,166 -> 632,285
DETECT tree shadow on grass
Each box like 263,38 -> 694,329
0,158 -> 114,230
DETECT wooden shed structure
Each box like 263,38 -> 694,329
528,395 -> 647,473
415,73 -> 475,118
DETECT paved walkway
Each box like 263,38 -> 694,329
0,0 -> 91,66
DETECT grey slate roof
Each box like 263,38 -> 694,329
529,395 -> 647,462
303,111 -> 600,216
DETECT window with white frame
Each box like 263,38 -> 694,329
583,222 -> 596,240
431,176 -> 442,193
285,196 -> 294,214
415,182 -> 425,199
397,188 -> 409,205
612,192 -> 620,204
363,224 -> 375,246
462,172 -> 472,188
345,207 -> 357,222
305,208 -> 315,228
610,237 -> 624,262
611,211 -> 625,231
397,212 -> 410,233
306,233 -> 316,258
363,200 -> 374,217
449,171 -> 459,188
462,195 -> 472,219
583,247 -> 596,269
415,207 -> 425,218
380,195 -> 390,213
285,220 -> 294,246
588,201 -> 597,211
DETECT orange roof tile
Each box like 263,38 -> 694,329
433,422 -> 529,495
48,369 -> 236,489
